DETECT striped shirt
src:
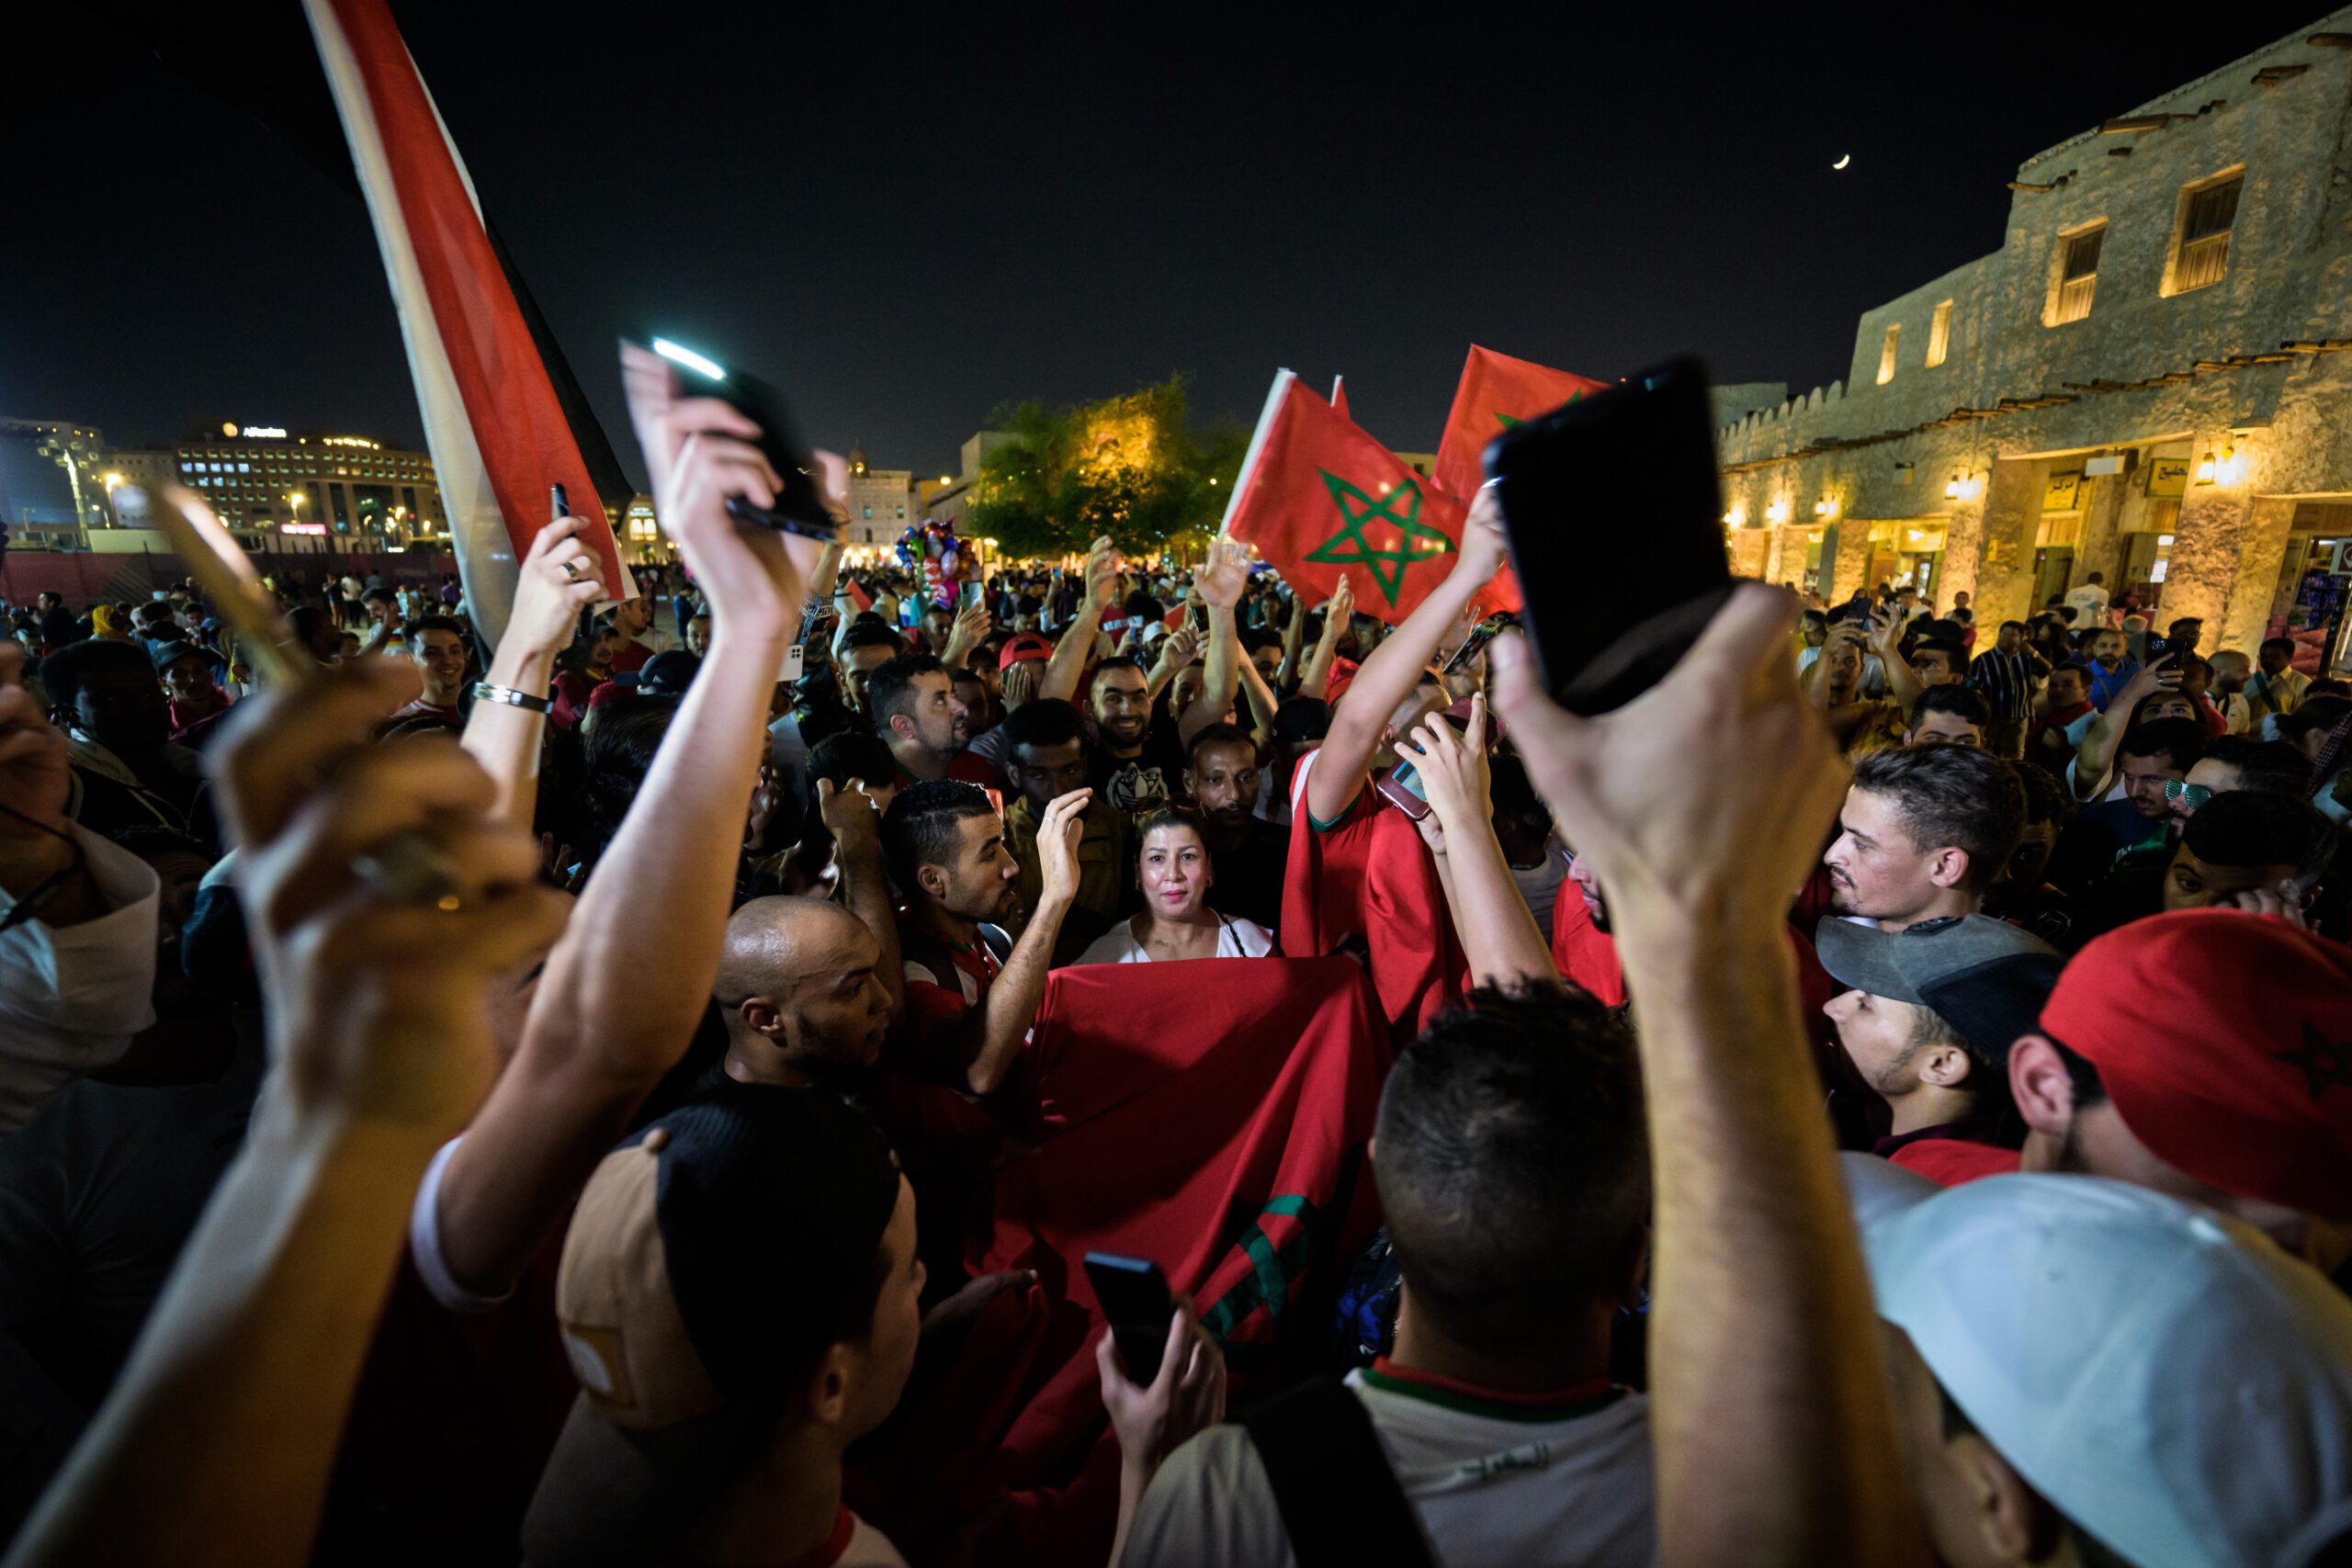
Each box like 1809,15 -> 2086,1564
1968,647 -> 2044,721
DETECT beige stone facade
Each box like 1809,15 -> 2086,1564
1717,12 -> 2352,669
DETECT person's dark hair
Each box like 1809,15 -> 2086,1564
2051,659 -> 2095,687
40,637 -> 152,715
287,603 -> 336,650
807,731 -> 894,797
1487,754 -> 1552,837
1121,589 -> 1164,624
2311,678 -> 2352,701
837,619 -> 908,660
381,713 -> 462,742
106,824 -> 209,864
2086,570 -> 2105,584
1851,746 -> 2026,893
580,695 -> 681,856
2055,604 -> 2079,625
2166,616 -> 2202,639
2259,635 -> 2298,658
2116,716 -> 2207,773
881,779 -> 997,890
1374,982 -> 1646,1356
2181,792 -> 2335,879
1999,619 -> 2028,636
2278,694 -> 2352,752
1908,683 -> 1990,732
2011,758 -> 2069,827
1001,695 -> 1089,760
2197,735 -> 2316,798
1239,626 -> 1283,653
1950,608 -> 1973,626
1184,720 -> 1255,766
406,614 -> 465,644
1134,802 -> 1208,844
1800,609 -> 1828,631
1272,696 -> 1330,746
362,586 -> 396,607
865,651 -> 947,730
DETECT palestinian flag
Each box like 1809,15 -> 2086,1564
1430,345 -> 1611,615
1220,371 -> 1470,625
305,0 -> 628,646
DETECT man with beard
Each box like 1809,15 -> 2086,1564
1182,722 -> 1287,931
881,780 -> 1087,1097
1002,699 -> 1132,964
712,897 -> 897,1088
1822,746 -> 2024,931
865,652 -> 995,787
1088,658 -> 1185,813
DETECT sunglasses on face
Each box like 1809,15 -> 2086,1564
2162,779 -> 2213,812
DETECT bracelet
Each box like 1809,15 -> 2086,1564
472,681 -> 549,713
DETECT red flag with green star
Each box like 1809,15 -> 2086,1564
1220,371 -> 1467,625
1431,345 -> 1611,614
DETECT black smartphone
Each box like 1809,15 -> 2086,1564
1487,356 -> 1734,715
1083,1251 -> 1174,1383
639,337 -> 837,538
2143,635 -> 2172,662
549,482 -> 570,523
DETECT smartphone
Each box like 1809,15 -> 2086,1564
638,337 -> 837,538
779,644 -> 805,683
1487,356 -> 1734,715
1443,611 -> 1517,676
1083,1251 -> 1175,1383
959,581 -> 986,613
2143,635 -> 2172,662
549,482 -> 570,522
1375,759 -> 1433,820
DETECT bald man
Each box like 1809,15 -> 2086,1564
716,897 -> 895,1087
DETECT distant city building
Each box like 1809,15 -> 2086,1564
921,431 -> 1012,535
101,422 -> 447,556
0,418 -> 112,547
1719,8 -> 2352,669
842,443 -> 915,552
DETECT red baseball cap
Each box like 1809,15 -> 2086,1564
2040,909 -> 2352,1219
998,632 -> 1053,671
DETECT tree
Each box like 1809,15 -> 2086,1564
965,377 -> 1245,560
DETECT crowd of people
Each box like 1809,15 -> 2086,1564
0,364 -> 2347,1568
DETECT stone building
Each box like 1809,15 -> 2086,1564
842,443 -> 915,550
1717,11 -> 2352,667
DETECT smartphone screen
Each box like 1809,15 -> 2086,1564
959,581 -> 986,613
642,338 -> 834,536
1487,356 -> 1734,715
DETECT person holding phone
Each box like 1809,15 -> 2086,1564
1074,806 -> 1272,964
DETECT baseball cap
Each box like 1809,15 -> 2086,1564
634,649 -> 700,696
523,1083 -> 902,1567
2040,909 -> 2352,1219
1813,915 -> 2062,1061
998,632 -> 1053,671
1862,1174 -> 2352,1568
148,639 -> 222,676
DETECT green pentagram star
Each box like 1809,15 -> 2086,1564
1305,469 -> 1455,606
2277,1021 -> 2352,1100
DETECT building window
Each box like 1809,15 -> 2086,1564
2167,170 -> 2243,295
1875,324 -> 1900,385
1926,300 -> 1952,367
2049,223 -> 2104,325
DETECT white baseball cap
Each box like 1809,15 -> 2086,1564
1860,1173 -> 2352,1568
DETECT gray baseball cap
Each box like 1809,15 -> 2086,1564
1814,915 -> 2064,1061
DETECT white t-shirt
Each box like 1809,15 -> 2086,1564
1075,914 -> 1273,965
1509,844 -> 1570,936
2064,583 -> 2110,623
1124,1368 -> 1655,1568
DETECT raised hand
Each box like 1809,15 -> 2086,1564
1396,692 -> 1489,835
1197,535 -> 1250,610
1324,572 -> 1355,630
506,515 -> 608,654
816,775 -> 882,859
1036,787 -> 1091,908
1456,480 -> 1510,584
1095,1297 -> 1227,1479
1084,536 -> 1120,612
2118,653 -> 2180,711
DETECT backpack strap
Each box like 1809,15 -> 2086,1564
1236,1377 -> 1437,1568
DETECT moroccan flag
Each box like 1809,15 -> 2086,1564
845,956 -> 1392,1563
1329,374 -> 1351,421
1432,346 -> 1611,615
1220,371 -> 1470,625
305,0 -> 628,647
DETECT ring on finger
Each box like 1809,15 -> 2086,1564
561,559 -> 582,580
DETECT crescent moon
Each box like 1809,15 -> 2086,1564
1833,153 -> 1851,170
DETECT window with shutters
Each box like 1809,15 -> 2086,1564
2048,223 -> 2104,325
1876,324 -> 1900,385
2166,170 -> 2243,295
1926,299 -> 1952,367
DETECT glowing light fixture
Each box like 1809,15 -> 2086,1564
2194,451 -> 2217,484
1765,499 -> 1791,525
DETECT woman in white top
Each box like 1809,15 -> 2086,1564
1075,806 -> 1274,964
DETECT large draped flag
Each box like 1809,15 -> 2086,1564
1433,345 -> 1612,615
1221,371 -> 1470,625
305,0 -> 628,646
847,956 -> 1392,1563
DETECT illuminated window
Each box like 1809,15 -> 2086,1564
2168,170 -> 2243,294
2049,223 -> 2103,325
1926,299 -> 1952,367
1876,324 -> 1900,385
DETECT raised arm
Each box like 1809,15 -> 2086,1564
429,346 -> 826,1295
819,778 -> 903,1018
941,788 -> 1091,1095
1144,622 -> 1199,707
1304,489 -> 1507,824
1295,574 -> 1351,703
1396,694 -> 1554,987
1491,592 -> 1928,1568
7,660 -> 568,1568
1274,581 -> 1306,694
1038,536 -> 1115,705
2070,656 -> 2174,801
1182,536 -> 1250,747
1863,607 -> 1923,714
462,515 -> 606,829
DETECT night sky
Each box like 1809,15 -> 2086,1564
6,2 -> 2335,486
